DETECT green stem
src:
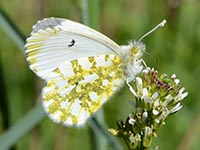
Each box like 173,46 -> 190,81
81,0 -> 100,29
0,9 -> 25,51
88,117 -> 121,150
0,105 -> 45,150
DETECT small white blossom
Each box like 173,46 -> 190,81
171,74 -> 176,78
129,118 -> 136,125
136,77 -> 143,94
144,126 -> 152,136
153,99 -> 160,108
152,92 -> 159,99
170,102 -> 183,113
174,79 -> 180,84
165,95 -> 173,101
142,111 -> 148,119
152,109 -> 159,116
129,134 -> 135,143
143,127 -> 153,147
174,88 -> 188,102
142,88 -> 148,97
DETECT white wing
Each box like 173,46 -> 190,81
42,54 -> 124,126
25,17 -> 122,79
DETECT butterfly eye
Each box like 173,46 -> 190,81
130,47 -> 138,56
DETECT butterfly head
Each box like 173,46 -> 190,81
120,41 -> 145,82
120,41 -> 145,63
120,20 -> 167,82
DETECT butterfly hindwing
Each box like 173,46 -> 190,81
42,54 -> 124,126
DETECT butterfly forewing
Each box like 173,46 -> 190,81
25,18 -> 122,79
42,55 -> 124,126
25,18 -> 127,126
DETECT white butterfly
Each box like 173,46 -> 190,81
25,17 -> 166,126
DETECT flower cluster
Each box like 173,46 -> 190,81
109,68 -> 188,150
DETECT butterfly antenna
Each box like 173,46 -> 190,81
138,20 -> 167,42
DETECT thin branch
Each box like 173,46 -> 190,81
88,117 -> 122,150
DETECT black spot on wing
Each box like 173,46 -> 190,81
68,39 -> 75,47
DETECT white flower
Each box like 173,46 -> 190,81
129,118 -> 136,125
112,67 -> 188,150
152,109 -> 159,116
152,92 -> 159,99
142,111 -> 148,119
136,77 -> 143,95
170,102 -> 183,113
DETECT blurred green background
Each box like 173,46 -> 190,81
0,0 -> 200,150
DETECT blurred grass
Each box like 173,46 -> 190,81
0,0 -> 200,150
0,105 -> 45,150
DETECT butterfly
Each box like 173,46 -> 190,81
25,17 -> 166,126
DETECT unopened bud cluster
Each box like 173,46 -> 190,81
109,68 -> 188,150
